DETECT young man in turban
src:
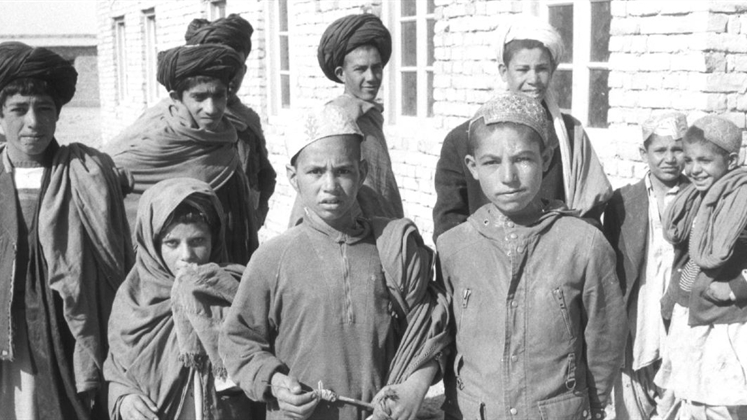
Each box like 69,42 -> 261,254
108,14 -> 276,230
111,43 -> 259,265
0,41 -> 134,419
288,13 -> 402,226
433,15 -> 612,241
603,113 -> 688,420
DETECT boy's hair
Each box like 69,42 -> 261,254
173,75 -> 228,100
468,119 -> 544,155
0,78 -> 61,116
683,116 -> 742,158
159,193 -> 221,249
502,39 -> 556,69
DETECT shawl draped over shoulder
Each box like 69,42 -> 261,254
104,178 -> 249,420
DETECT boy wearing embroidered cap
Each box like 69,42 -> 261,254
220,103 -> 450,420
603,113 -> 688,420
437,92 -> 626,420
656,116 -> 747,419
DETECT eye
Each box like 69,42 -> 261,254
161,239 -> 178,248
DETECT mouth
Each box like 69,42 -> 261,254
521,90 -> 544,99
498,189 -> 525,198
319,198 -> 343,207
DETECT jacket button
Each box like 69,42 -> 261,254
510,408 -> 517,415
511,355 -> 517,362
509,233 -> 517,239
517,246 -> 524,252
506,251 -> 512,257
583,410 -> 588,417
507,222 -> 515,228
510,301 -> 518,308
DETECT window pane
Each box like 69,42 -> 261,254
427,0 -> 435,14
548,4 -> 573,63
588,69 -> 609,128
280,35 -> 289,71
281,74 -> 290,109
591,1 -> 611,62
401,72 -> 417,116
427,18 -> 435,66
401,0 -> 416,17
401,21 -> 417,67
552,69 -> 573,111
279,0 -> 289,32
427,71 -> 434,117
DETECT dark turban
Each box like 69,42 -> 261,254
317,14 -> 392,83
185,13 -> 253,59
157,44 -> 242,92
0,41 -> 77,106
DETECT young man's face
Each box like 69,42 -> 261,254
683,140 -> 738,192
287,135 -> 367,231
499,47 -> 555,103
170,79 -> 228,131
639,134 -> 685,186
159,221 -> 212,276
335,45 -> 383,102
0,93 -> 57,161
466,124 -> 552,217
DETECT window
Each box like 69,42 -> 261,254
208,0 -> 226,20
266,0 -> 291,114
540,0 -> 611,128
114,16 -> 127,102
143,9 -> 159,104
387,0 -> 436,119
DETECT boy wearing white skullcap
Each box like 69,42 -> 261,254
438,92 -> 626,420
604,112 -> 689,420
221,103 -> 450,420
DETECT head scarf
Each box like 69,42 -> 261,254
0,41 -> 77,106
287,102 -> 363,163
185,13 -> 253,59
470,92 -> 550,146
157,44 -> 242,91
687,115 -> 743,154
494,15 -> 564,67
317,14 -> 392,83
642,112 -> 688,144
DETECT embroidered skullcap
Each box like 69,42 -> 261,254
157,44 -> 242,91
185,14 -> 254,58
642,112 -> 688,143
471,92 -> 550,146
687,115 -> 743,154
0,41 -> 77,106
318,14 -> 392,83
287,102 -> 364,163
494,15 -> 565,66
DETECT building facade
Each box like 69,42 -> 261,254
96,0 -> 747,244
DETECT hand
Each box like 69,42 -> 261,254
371,360 -> 438,420
174,261 -> 199,275
270,373 -> 319,420
119,394 -> 158,420
707,282 -> 736,302
78,389 -> 96,410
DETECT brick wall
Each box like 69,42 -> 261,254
96,0 -> 747,247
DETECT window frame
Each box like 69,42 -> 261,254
142,9 -> 160,106
265,0 -> 293,118
383,0 -> 436,124
207,0 -> 226,20
113,16 -> 128,103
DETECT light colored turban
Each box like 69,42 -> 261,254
287,102 -> 364,162
642,112 -> 688,143
494,15 -> 565,66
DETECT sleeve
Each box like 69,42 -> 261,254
433,123 -> 471,242
581,230 -> 627,410
219,247 -> 287,402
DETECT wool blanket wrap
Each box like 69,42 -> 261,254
105,178 -> 251,420
371,217 -> 452,385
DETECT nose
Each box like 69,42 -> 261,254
688,161 -> 701,176
321,171 -> 337,191
203,98 -> 218,115
25,107 -> 39,128
500,163 -> 518,184
663,150 -> 676,163
177,243 -> 197,262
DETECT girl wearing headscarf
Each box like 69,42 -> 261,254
433,15 -> 613,240
104,178 -> 254,420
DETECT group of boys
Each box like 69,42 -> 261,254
1,9 -> 746,420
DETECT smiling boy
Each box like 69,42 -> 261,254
437,93 -> 626,420
220,103 -> 448,420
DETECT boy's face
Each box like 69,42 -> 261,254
159,221 -> 212,276
465,124 -> 552,217
639,134 -> 684,185
170,78 -> 228,131
0,93 -> 57,161
683,140 -> 738,192
287,135 -> 367,231
335,45 -> 383,102
499,47 -> 554,102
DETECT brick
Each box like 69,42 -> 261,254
639,15 -> 698,35
708,13 -> 729,33
704,73 -> 747,93
660,0 -> 708,15
710,1 -> 747,13
706,52 -> 728,72
670,53 -> 706,71
706,33 -> 747,53
639,90 -> 671,108
646,34 -> 689,52
627,1 -> 661,17
738,94 -> 747,111
708,93 -> 729,111
729,15 -> 742,34
638,53 -> 671,71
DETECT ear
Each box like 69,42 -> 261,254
286,164 -> 300,194
358,159 -> 369,188
169,90 -> 180,103
498,63 -> 508,83
465,154 -> 479,181
541,146 -> 554,172
728,152 -> 740,170
639,145 -> 648,162
334,66 -> 345,84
